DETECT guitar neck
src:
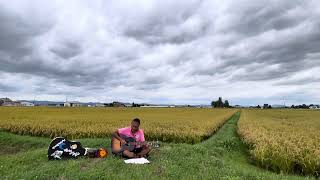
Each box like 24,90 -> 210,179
128,141 -> 147,146
129,141 -> 159,147
114,136 -> 160,148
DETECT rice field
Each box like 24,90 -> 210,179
0,107 -> 237,144
238,109 -> 320,176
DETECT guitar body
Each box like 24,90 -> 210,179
111,135 -> 138,152
48,137 -> 108,160
111,134 -> 160,153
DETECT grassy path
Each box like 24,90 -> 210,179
0,112 -> 315,179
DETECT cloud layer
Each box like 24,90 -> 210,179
1,0 -> 320,105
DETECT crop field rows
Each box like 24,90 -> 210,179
238,109 -> 320,176
0,107 -> 236,144
1,107 -> 319,178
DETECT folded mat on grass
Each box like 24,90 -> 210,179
124,158 -> 150,164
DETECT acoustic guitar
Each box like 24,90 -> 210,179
111,134 -> 160,152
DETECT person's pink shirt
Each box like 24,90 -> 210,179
118,127 -> 145,142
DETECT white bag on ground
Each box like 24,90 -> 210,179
124,157 -> 150,164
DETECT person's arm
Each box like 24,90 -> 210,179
112,130 -> 126,144
141,131 -> 149,147
141,131 -> 145,142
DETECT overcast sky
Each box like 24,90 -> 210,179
1,0 -> 320,105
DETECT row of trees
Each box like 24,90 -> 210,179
210,98 -> 320,109
211,97 -> 230,108
291,104 -> 319,109
255,105 -> 272,109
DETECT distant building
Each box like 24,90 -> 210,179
2,101 -> 21,106
196,105 -> 211,108
271,104 -> 287,108
72,103 -> 84,107
64,101 -> 85,107
124,103 -> 133,107
94,103 -> 105,107
64,102 -> 71,107
20,101 -> 34,107
48,103 -> 64,107
0,97 -> 21,106
309,105 -> 320,109
112,101 -> 125,107
140,105 -> 175,108
0,97 -> 12,106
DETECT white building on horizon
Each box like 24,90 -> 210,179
20,101 -> 34,107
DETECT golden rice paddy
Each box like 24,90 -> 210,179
238,109 -> 320,176
0,107 -> 236,144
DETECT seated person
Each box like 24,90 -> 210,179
112,118 -> 151,158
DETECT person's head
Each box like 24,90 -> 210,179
131,118 -> 140,133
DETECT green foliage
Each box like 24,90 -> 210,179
211,97 -> 230,108
225,100 -> 230,108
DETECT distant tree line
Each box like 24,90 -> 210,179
251,104 -> 319,109
132,102 -> 142,107
291,104 -> 319,109
211,97 -> 230,108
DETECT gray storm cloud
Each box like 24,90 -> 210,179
0,0 -> 320,105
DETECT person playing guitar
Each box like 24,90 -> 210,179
112,118 -> 151,158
